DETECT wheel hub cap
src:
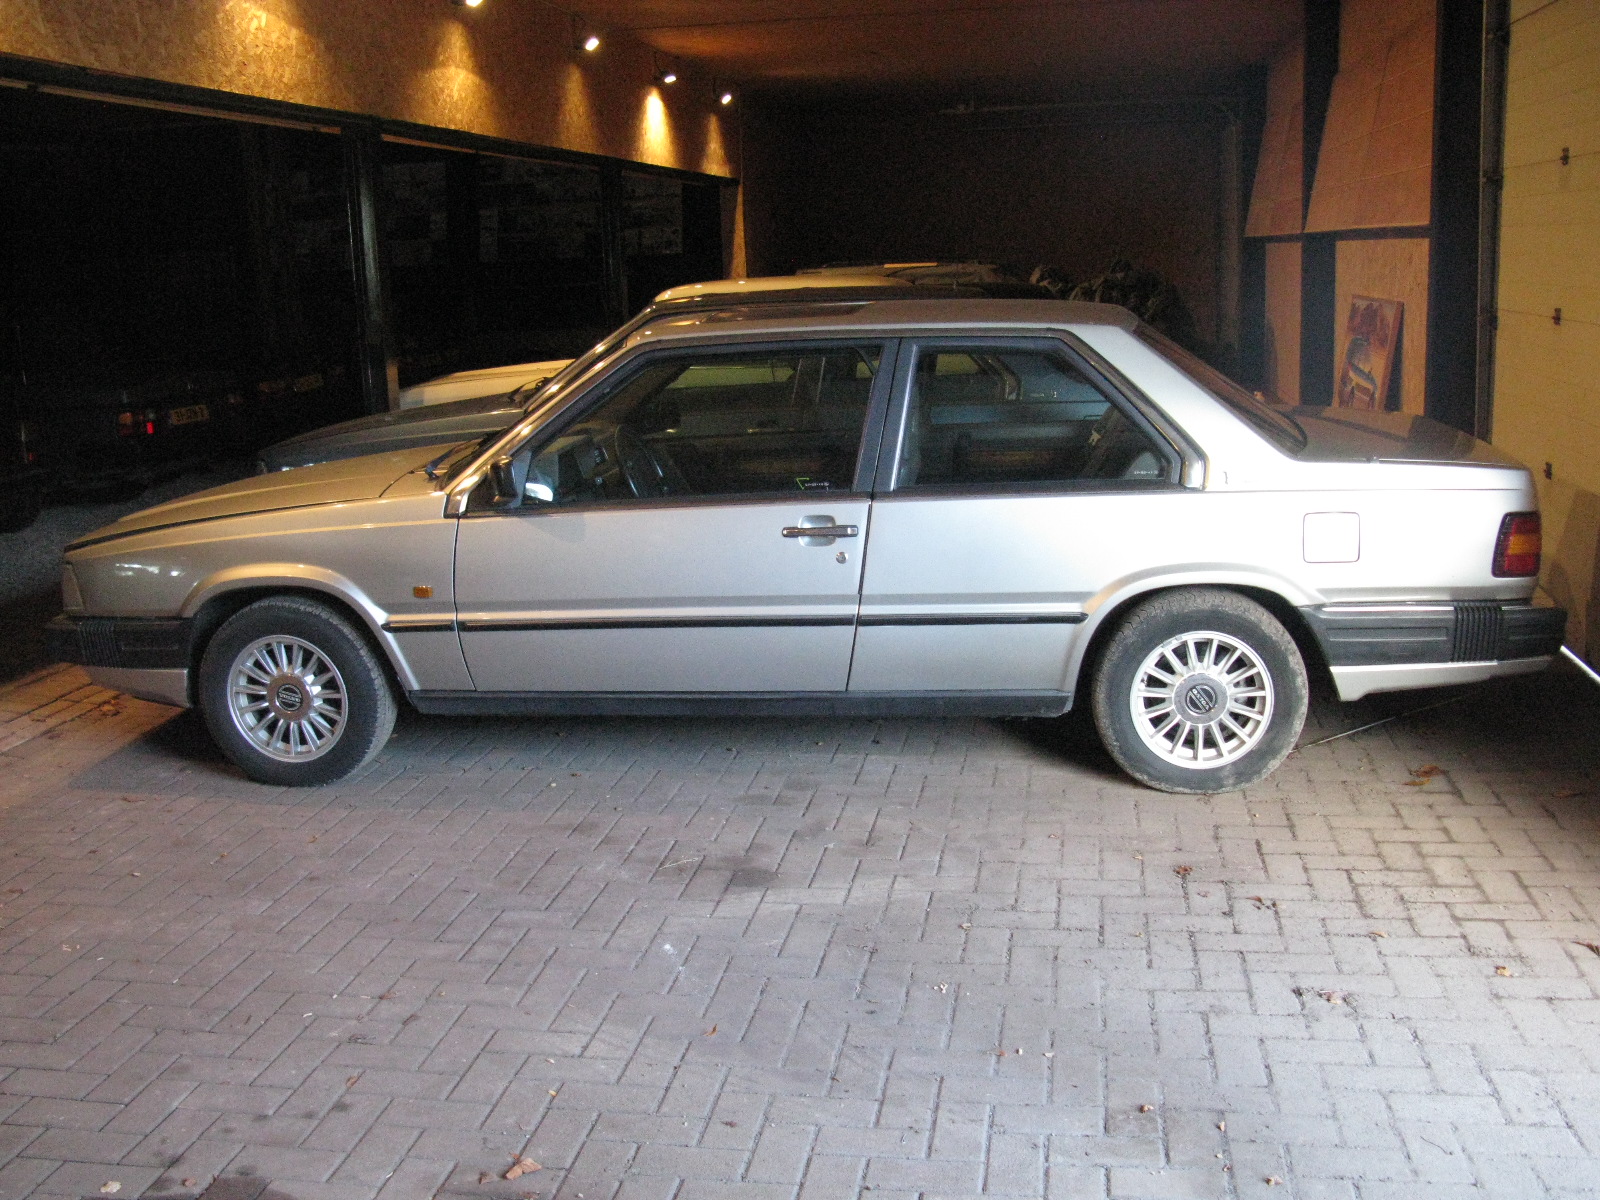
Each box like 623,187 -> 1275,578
1130,631 -> 1274,769
227,635 -> 348,763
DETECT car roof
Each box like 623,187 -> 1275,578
627,297 -> 1139,348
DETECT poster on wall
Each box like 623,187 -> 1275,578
1335,296 -> 1403,410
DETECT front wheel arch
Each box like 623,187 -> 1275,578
186,585 -> 406,707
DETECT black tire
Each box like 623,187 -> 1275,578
198,596 -> 396,785
0,486 -> 44,533
1091,588 -> 1307,793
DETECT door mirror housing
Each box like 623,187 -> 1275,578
488,455 -> 520,508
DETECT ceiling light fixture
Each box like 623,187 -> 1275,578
654,54 -> 678,86
452,0 -> 484,7
572,15 -> 601,52
712,77 -> 735,106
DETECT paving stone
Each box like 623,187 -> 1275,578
0,667 -> 1597,1197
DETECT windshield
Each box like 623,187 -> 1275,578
1136,327 -> 1307,454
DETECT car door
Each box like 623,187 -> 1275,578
453,339 -> 895,694
849,336 -> 1191,696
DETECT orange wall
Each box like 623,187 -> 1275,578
0,0 -> 737,179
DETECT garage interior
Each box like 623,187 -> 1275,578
2,1 -> 1600,1198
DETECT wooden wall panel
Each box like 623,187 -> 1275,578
1333,237 -> 1430,412
1493,0 -> 1600,662
1262,241 -> 1303,403
1245,42 -> 1305,238
0,0 -> 737,178
1305,0 -> 1435,231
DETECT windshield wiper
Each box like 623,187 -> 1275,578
422,439 -> 476,480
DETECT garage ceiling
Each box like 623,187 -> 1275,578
579,0 -> 1302,102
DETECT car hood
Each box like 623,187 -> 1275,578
1289,407 -> 1523,468
259,391 -> 522,470
70,445 -> 448,548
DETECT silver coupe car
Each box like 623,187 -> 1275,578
49,298 -> 1565,793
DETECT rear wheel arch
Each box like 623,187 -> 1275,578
1087,586 -> 1311,792
1071,582 -> 1330,701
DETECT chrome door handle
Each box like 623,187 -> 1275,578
782,524 -> 858,538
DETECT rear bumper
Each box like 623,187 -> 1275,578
1302,601 -> 1567,701
46,614 -> 194,707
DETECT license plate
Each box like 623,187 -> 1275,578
168,403 -> 210,427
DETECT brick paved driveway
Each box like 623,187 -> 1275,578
1,665 -> 1598,1200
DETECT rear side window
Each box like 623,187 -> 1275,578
896,344 -> 1173,489
1136,327 -> 1307,454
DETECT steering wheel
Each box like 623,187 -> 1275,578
605,425 -> 693,499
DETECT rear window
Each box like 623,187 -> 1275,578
1136,327 -> 1307,454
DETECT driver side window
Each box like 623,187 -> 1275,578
510,344 -> 882,506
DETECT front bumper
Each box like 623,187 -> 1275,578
1302,601 -> 1567,701
46,614 -> 194,708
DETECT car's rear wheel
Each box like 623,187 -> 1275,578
1091,588 -> 1307,793
199,596 -> 396,785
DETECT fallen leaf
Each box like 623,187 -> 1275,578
548,1089 -> 558,1097
1174,865 -> 1193,877
704,1024 -> 718,1036
99,1185 -> 120,1195
722,1120 -> 738,1127
1138,1104 -> 1153,1113
1405,764 -> 1443,786
182,1181 -> 197,1189
1266,1177 -> 1283,1186
1318,990 -> 1347,1005
1370,930 -> 1387,938
505,1156 -> 541,1180
1218,1121 -> 1226,1131
346,1074 -> 360,1087
1573,941 -> 1600,957
1495,965 -> 1512,977
119,796 -> 141,803
1552,789 -> 1587,799
479,1170 -> 493,1184
958,923 -> 971,930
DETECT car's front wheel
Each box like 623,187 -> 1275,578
1091,588 -> 1307,793
198,596 -> 396,786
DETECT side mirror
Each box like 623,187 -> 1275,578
488,455 -> 519,508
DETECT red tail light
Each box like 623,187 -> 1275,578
1493,512 -> 1541,577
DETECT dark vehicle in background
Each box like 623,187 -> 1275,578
258,269 -> 1060,472
27,371 -> 249,491
0,383 -> 49,531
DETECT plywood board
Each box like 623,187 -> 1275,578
1332,237 -> 1429,413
